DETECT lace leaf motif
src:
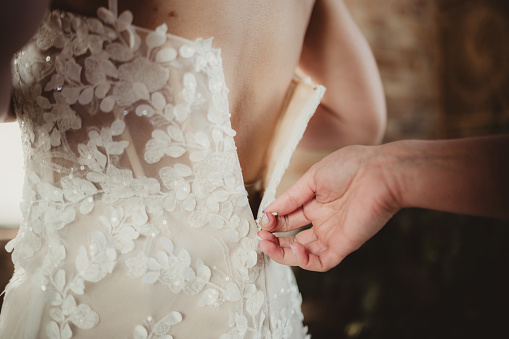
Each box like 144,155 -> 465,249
9,4 -> 309,338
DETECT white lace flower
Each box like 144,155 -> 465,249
98,206 -> 139,254
181,73 -> 197,103
133,311 -> 182,339
99,167 -> 138,203
79,141 -> 106,173
126,252 -> 149,278
97,9 -> 139,50
222,215 -> 250,243
207,106 -> 227,126
232,238 -> 259,279
75,231 -> 117,283
86,123 -> 129,156
141,237 -> 211,295
245,286 -> 264,317
159,165 -> 192,200
76,54 -> 118,105
269,309 -> 293,339
6,225 -> 41,262
39,93 -> 82,148
145,129 -> 186,164
46,298 -> 99,338
56,53 -> 83,84
54,93 -> 83,131
36,12 -> 66,51
138,177 -> 162,195
84,55 -> 118,85
112,57 -> 170,107
69,16 -> 98,56
146,197 -> 164,217
34,183 -> 76,232
185,131 -> 211,162
146,23 -> 169,50
189,206 -> 209,228
61,177 -> 98,214
43,204 -> 76,232
220,313 -> 249,339
193,153 -> 238,195
43,265 -> 99,338
126,197 -> 149,226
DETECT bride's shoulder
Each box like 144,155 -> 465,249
0,0 -> 50,116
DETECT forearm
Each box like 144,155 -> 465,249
383,136 -> 509,219
299,0 -> 386,149
0,57 -> 13,121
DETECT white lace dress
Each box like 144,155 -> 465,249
0,2 -> 324,338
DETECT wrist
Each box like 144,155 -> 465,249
374,140 -> 421,211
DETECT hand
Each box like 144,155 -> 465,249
258,145 -> 400,271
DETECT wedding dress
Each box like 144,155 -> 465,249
0,1 -> 325,338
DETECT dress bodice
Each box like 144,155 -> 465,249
1,2 -> 324,338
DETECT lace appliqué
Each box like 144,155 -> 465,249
133,312 -> 182,339
7,4 -> 309,338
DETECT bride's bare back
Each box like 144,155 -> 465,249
2,0 -> 386,183
51,0 -> 315,184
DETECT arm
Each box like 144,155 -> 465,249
299,0 -> 386,149
0,0 -> 49,121
0,55 -> 13,122
258,135 -> 509,271
389,136 -> 509,218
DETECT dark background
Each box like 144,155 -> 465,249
299,0 -> 509,338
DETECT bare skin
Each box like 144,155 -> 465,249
258,135 -> 509,272
1,0 -> 386,183
0,0 -> 50,122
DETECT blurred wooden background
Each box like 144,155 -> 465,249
298,0 -> 509,338
1,1 -> 509,338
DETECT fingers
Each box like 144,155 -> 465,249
297,246 -> 342,272
263,169 -> 316,216
259,207 -> 312,233
257,231 -> 300,266
257,231 -> 342,272
257,230 -> 277,244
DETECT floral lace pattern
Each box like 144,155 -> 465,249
2,4 -> 309,339
133,312 -> 183,339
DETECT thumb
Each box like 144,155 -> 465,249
260,198 -> 319,232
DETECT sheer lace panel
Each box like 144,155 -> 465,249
0,2 -> 321,338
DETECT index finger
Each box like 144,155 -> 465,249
264,168 -> 316,216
